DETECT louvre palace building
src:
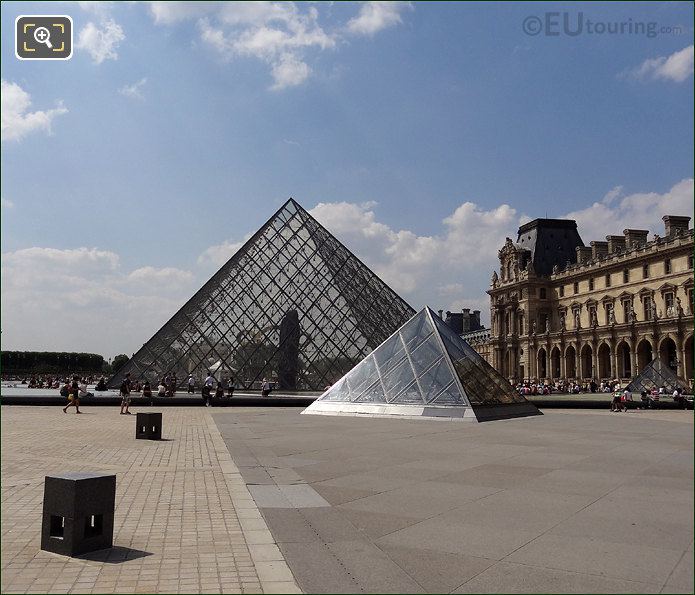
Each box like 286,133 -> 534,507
484,214 -> 694,387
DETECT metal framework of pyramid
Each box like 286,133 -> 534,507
303,307 -> 541,421
108,199 -> 415,391
626,358 -> 691,394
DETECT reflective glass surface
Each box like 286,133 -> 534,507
109,199 -> 415,390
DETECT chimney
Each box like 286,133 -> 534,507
606,235 -> 626,254
437,309 -> 443,319
590,240 -> 608,259
623,229 -> 649,249
462,309 -> 471,332
575,246 -> 593,264
663,215 -> 691,237
473,310 -> 481,330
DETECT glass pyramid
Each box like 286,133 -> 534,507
108,199 -> 415,391
303,307 -> 540,421
626,358 -> 690,394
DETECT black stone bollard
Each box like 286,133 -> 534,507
41,472 -> 116,556
136,412 -> 162,440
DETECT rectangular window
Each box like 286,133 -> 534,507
643,263 -> 649,279
689,255 -> 694,269
573,282 -> 578,294
605,273 -> 611,288
623,269 -> 629,283
665,259 -> 672,274
540,288 -> 547,299
559,286 -> 565,298
589,278 -> 594,291
622,300 -> 632,323
605,302 -> 614,324
644,296 -> 653,321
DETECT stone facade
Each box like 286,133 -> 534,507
484,215 -> 694,387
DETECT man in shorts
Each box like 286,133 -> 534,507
120,372 -> 132,415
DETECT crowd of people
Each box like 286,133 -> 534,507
515,378 -> 624,396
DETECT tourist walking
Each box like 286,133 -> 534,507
261,378 -> 273,397
120,372 -> 132,415
187,374 -> 195,394
621,388 -> 631,412
227,375 -> 235,397
610,389 -> 621,412
203,371 -> 215,407
63,376 -> 81,414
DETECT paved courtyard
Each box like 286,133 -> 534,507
1,405 -> 692,594
214,407 -> 693,594
1,407 -> 299,594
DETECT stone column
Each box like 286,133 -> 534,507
678,340 -> 686,379
629,339 -> 637,377
611,341 -> 619,380
559,343 -> 566,380
591,343 -> 598,380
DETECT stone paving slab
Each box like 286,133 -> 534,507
0,406 -> 300,594
213,407 -> 693,594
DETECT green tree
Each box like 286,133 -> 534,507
112,354 -> 130,373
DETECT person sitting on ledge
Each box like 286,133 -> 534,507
143,380 -> 153,405
95,377 -> 107,391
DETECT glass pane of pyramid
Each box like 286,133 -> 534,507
626,358 -> 690,393
382,358 -> 417,401
345,355 -> 379,401
108,199 -> 415,391
355,380 -> 387,403
418,358 -> 458,403
399,310 -> 433,350
391,379 -> 425,404
374,333 -> 406,375
431,380 -> 464,404
307,307 -> 539,420
432,315 -> 525,405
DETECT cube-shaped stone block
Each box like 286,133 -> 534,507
136,412 -> 162,440
41,472 -> 116,557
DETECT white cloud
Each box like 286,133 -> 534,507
118,77 -> 147,99
77,1 -> 115,19
627,45 -> 694,83
309,200 -> 521,321
148,1 -> 409,90
563,178 -> 694,241
76,20 -> 125,64
197,236 -> 250,267
1,80 -> 67,142
1,198 -> 15,209
149,1 -> 221,24
270,53 -> 311,89
1,247 -> 195,357
346,1 -> 413,36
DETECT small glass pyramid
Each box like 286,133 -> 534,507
108,199 -> 415,391
303,307 -> 541,421
626,358 -> 691,394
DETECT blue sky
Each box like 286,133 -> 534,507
1,1 -> 693,358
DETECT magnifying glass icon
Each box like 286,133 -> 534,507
33,27 -> 53,49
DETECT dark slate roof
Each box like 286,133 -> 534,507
516,218 -> 584,276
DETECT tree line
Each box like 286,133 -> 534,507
1,351 -> 108,374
